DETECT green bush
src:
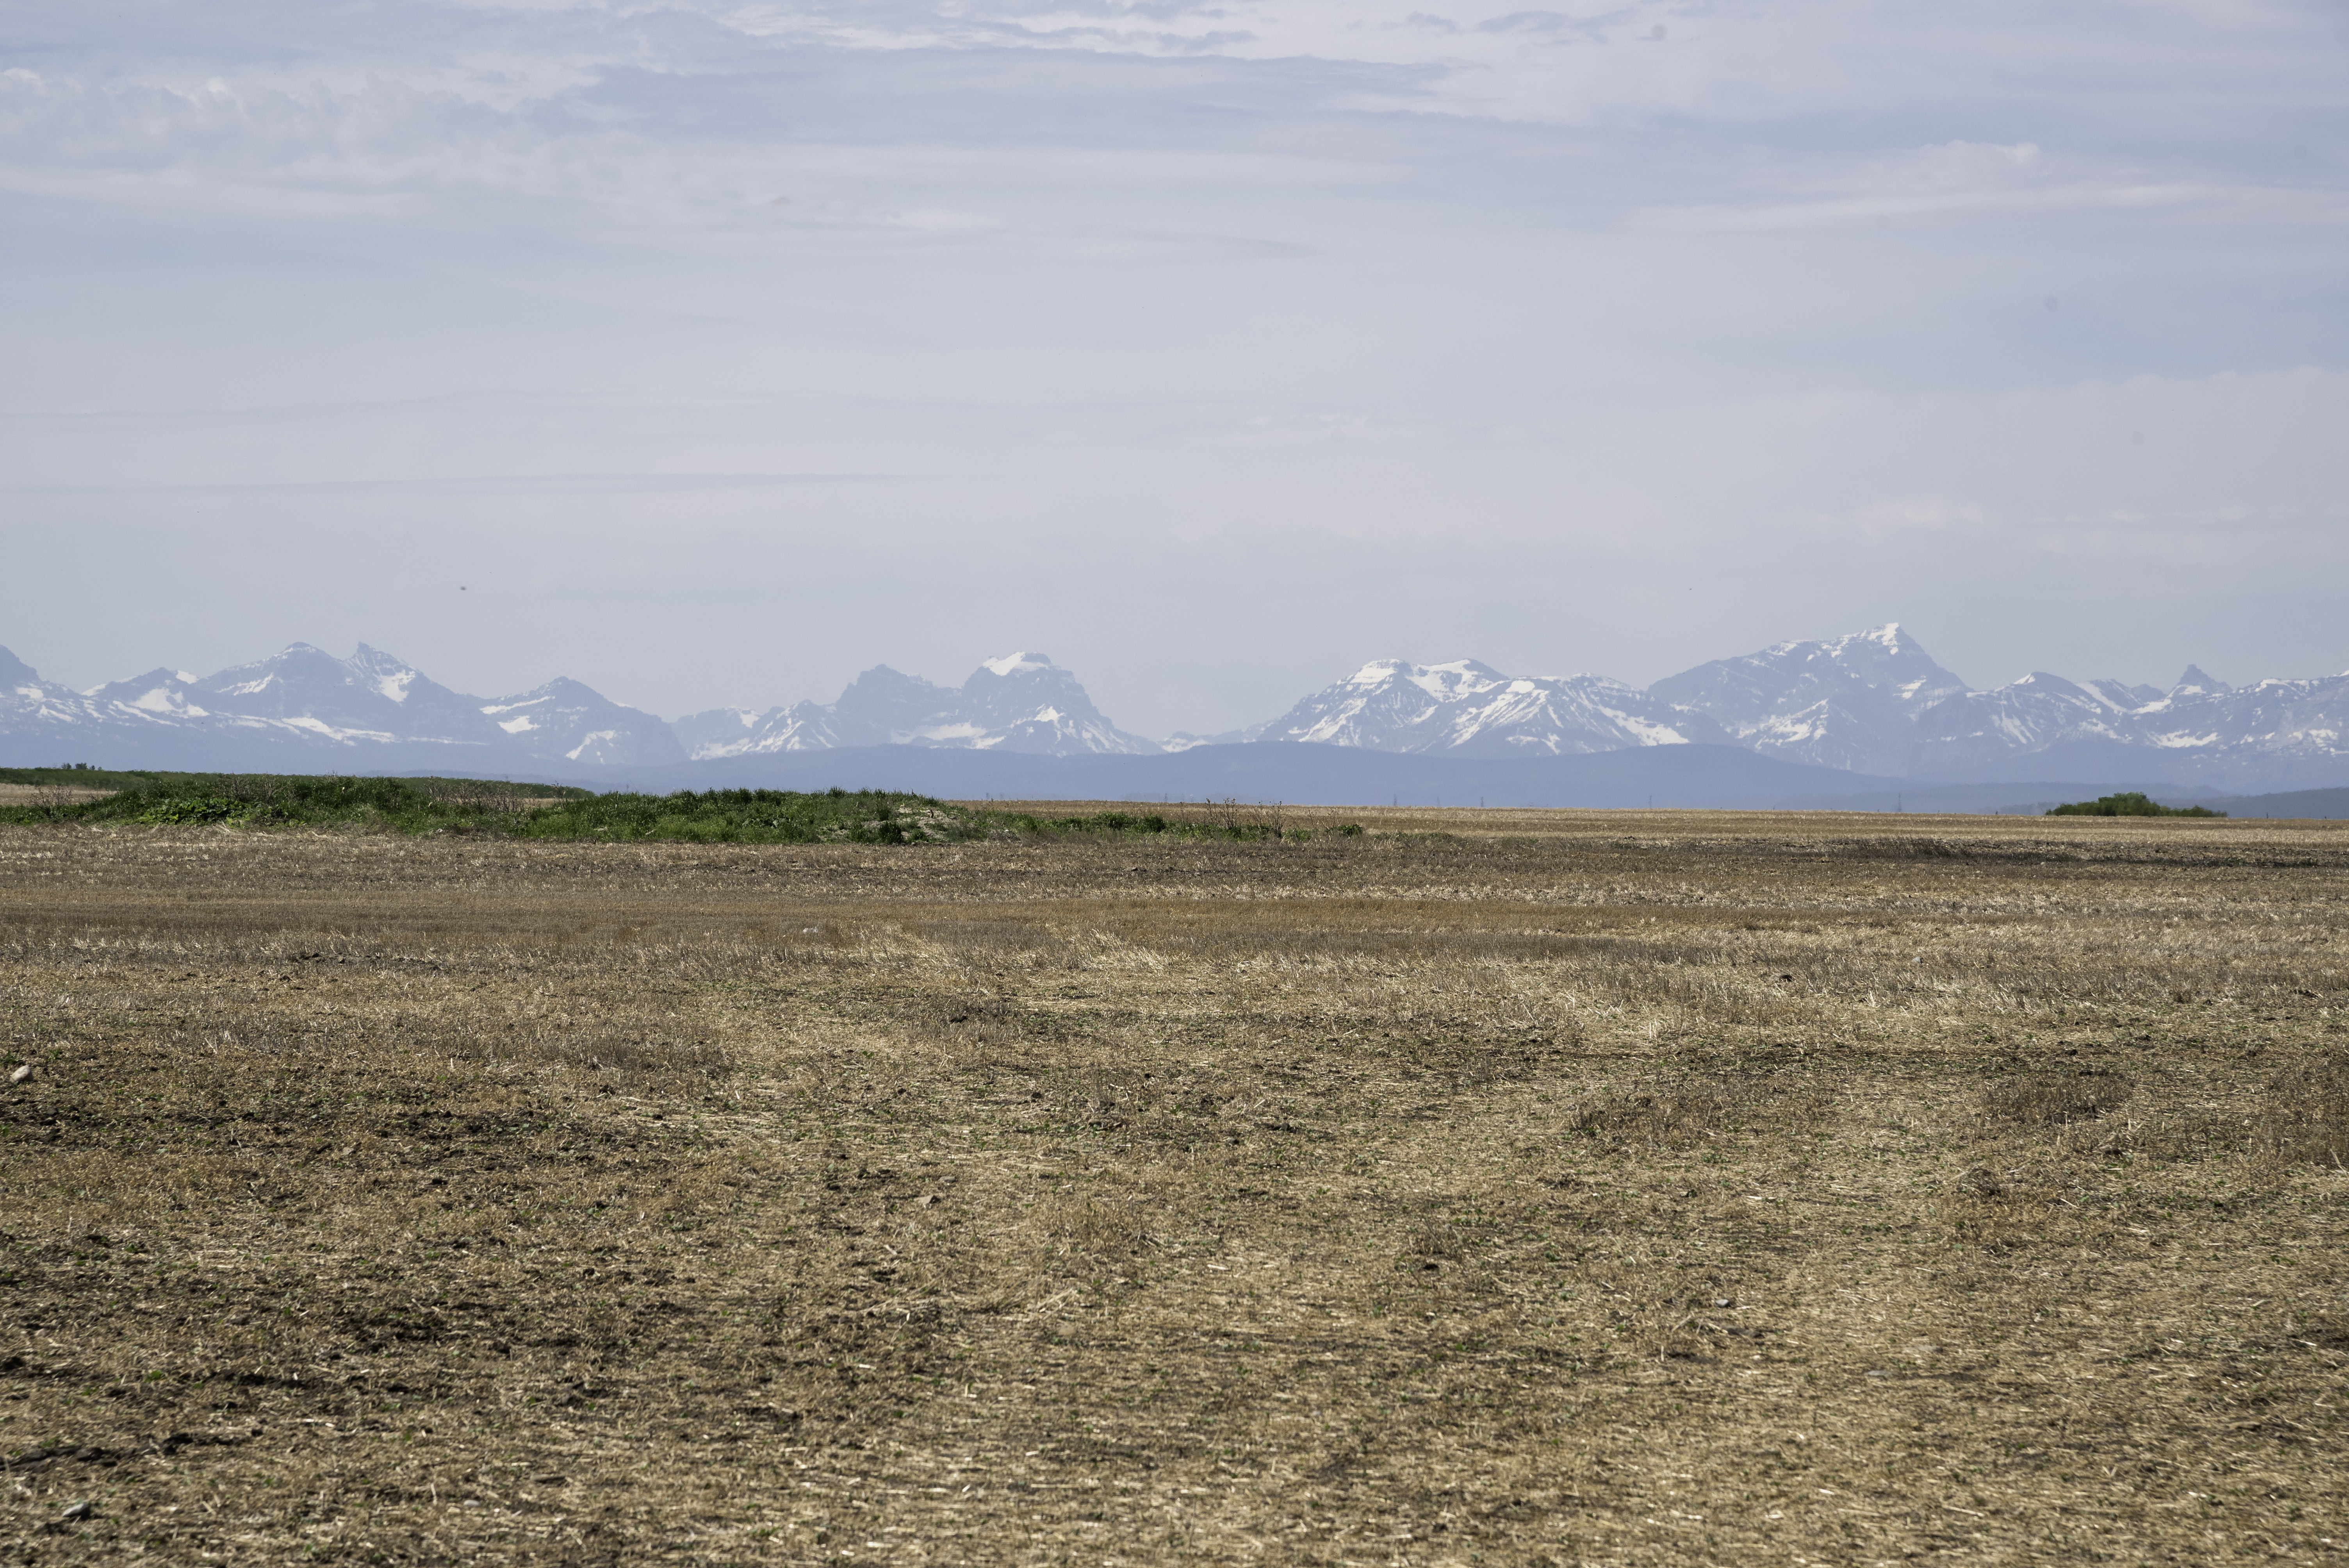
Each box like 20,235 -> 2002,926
2046,791 -> 2223,818
0,772 -> 972,845
133,797 -> 251,825
0,770 -> 1380,847
519,788 -> 967,845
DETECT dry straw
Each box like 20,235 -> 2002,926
0,808 -> 2343,1560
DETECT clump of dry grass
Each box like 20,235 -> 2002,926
2257,1057 -> 2349,1165
1565,1071 -> 1798,1151
918,918 -> 1049,950
1985,1067 -> 2137,1125
0,783 -> 115,808
488,1024 -> 737,1087
1038,1187 -> 1164,1266
1568,1076 -> 1745,1147
413,781 -> 571,812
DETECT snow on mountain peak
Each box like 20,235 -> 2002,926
8,628 -> 2346,792
1645,624 -> 1973,773
345,643 -> 424,702
1257,656 -> 1721,756
679,655 -> 1156,759
477,677 -> 684,766
1406,659 -> 1508,701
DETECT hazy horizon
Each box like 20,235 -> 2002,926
5,624 -> 2338,739
5,0 -> 2345,737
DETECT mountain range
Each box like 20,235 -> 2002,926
5,626 -> 2347,795
670,654 -> 1157,760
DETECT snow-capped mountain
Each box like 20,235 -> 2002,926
3,649 -> 124,761
1905,670 -> 2151,779
0,643 -> 680,770
481,678 -> 686,767
7,629 -> 2346,791
1220,626 -> 2349,791
1642,627 -> 2347,788
1904,665 -> 2349,788
1646,624 -> 1971,775
670,697 -> 841,756
1162,723 -> 1269,753
675,653 -> 1158,760
195,643 -> 513,748
1249,659 -> 1728,756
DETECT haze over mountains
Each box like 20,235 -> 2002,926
5,626 -> 2347,797
671,654 -> 1158,761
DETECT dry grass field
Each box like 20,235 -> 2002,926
2,808 -> 2345,1566
0,788 -> 114,809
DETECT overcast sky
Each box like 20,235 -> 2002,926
4,0 -> 2345,733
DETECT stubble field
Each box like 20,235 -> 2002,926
1,807 -> 2345,1566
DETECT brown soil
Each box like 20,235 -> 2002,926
1,811 -> 2344,1564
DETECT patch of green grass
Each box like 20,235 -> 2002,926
0,773 -> 973,845
519,788 -> 975,845
0,764 -> 203,792
2046,791 -> 2224,818
0,772 -> 585,831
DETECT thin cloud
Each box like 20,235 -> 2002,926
0,0 -> 2342,733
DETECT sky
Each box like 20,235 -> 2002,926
3,0 -> 2345,736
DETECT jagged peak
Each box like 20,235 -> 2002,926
975,651 -> 1056,679
845,663 -> 939,689
1341,657 -> 1508,687
344,645 -> 423,702
1761,621 -> 1919,654
86,665 -> 194,693
198,642 -> 333,678
483,675 -> 590,711
1998,671 -> 2092,697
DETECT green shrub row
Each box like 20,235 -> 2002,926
2045,791 -> 2225,818
0,770 -> 1379,845
522,788 -> 971,845
0,772 -> 973,845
